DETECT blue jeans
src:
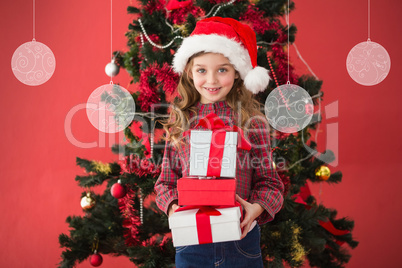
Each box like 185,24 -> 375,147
175,224 -> 263,268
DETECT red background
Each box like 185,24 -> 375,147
1,0 -> 401,267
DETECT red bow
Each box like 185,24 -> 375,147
166,0 -> 192,11
184,113 -> 252,151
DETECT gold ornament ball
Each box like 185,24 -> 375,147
315,166 -> 331,181
81,192 -> 95,210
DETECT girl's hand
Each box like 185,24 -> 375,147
236,194 -> 264,239
168,201 -> 180,217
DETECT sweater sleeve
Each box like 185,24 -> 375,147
247,117 -> 284,224
155,141 -> 182,215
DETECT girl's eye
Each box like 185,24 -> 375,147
218,68 -> 227,73
197,68 -> 206,74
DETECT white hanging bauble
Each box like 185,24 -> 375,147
105,60 -> 120,77
11,40 -> 56,86
265,82 -> 314,133
86,83 -> 135,133
346,39 -> 391,86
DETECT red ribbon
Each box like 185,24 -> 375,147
293,184 -> 350,243
175,203 -> 242,245
318,220 -> 350,236
166,0 -> 192,11
207,130 -> 226,177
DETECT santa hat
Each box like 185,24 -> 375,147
172,17 -> 270,94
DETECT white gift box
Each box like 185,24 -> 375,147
169,206 -> 242,247
189,130 -> 238,178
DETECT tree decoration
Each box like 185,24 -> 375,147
86,83 -> 136,133
111,179 -> 126,199
315,165 -> 331,181
290,224 -> 307,264
240,4 -> 270,34
80,192 -> 95,210
138,62 -> 179,111
89,250 -> 103,267
346,0 -> 391,86
119,154 -> 161,177
347,39 -> 390,86
91,160 -> 112,175
118,186 -> 142,247
105,59 -> 120,77
11,0 -> 56,86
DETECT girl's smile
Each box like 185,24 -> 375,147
190,53 -> 238,104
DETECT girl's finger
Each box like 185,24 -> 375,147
236,194 -> 247,207
241,222 -> 251,239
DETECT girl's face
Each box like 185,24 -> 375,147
190,53 -> 238,104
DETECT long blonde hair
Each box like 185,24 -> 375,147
163,52 -> 264,147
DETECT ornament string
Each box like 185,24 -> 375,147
269,0 -> 291,112
292,43 -> 319,80
368,0 -> 370,41
33,0 -> 35,41
319,182 -> 323,204
92,236 -> 99,253
286,0 -> 290,83
258,41 -> 319,80
110,0 -> 113,84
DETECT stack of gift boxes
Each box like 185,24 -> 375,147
168,114 -> 250,247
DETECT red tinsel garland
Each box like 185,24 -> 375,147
240,5 -> 270,35
206,0 -> 232,3
168,3 -> 201,25
118,187 -> 142,247
119,154 -> 161,176
118,155 -> 161,246
139,62 -> 179,111
144,0 -> 166,15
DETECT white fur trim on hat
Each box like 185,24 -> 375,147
244,66 -> 271,94
173,34 -> 252,80
173,34 -> 269,93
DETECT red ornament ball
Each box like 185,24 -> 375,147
89,252 -> 103,267
111,181 -> 126,199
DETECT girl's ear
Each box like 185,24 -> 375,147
235,72 -> 240,79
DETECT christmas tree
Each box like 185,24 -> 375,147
59,0 -> 358,267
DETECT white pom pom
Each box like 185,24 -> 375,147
244,67 -> 270,94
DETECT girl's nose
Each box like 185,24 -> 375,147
207,72 -> 218,84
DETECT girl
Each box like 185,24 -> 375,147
155,17 -> 284,267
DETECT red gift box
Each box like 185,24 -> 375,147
178,177 -> 236,206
